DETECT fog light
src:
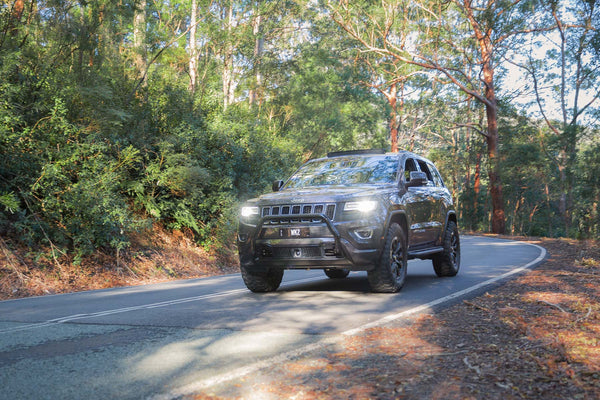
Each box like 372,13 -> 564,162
355,229 -> 373,240
238,233 -> 248,242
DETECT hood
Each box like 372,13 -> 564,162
246,184 -> 395,205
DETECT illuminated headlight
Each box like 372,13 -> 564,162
241,206 -> 259,218
344,200 -> 377,213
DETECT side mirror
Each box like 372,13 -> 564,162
405,171 -> 428,188
272,180 -> 284,192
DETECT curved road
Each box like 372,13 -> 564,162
0,235 -> 545,400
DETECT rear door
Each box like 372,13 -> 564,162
415,159 -> 444,244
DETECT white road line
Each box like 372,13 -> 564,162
341,243 -> 547,336
150,242 -> 546,400
0,289 -> 243,334
0,276 -> 324,335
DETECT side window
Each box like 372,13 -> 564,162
404,158 -> 418,181
417,160 -> 434,185
428,163 -> 445,188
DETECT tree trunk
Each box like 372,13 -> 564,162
473,150 -> 482,214
133,0 -> 147,84
8,0 -> 24,37
557,161 -> 569,232
222,1 -> 234,110
485,106 -> 505,234
483,95 -> 505,234
188,0 -> 198,94
479,28 -> 505,234
389,83 -> 398,152
545,183 -> 553,236
249,3 -> 263,106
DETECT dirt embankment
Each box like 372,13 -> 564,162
0,227 -> 237,300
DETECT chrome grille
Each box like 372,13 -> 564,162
261,203 -> 336,223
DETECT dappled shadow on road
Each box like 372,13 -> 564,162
279,273 -> 372,293
182,238 -> 600,400
0,236 -> 556,399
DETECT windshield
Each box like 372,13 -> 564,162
284,155 -> 400,189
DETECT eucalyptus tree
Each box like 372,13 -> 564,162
133,0 -> 147,83
328,0 -> 549,234
189,0 -> 199,93
206,0 -> 278,110
356,53 -> 425,152
253,4 -> 388,158
518,0 -> 600,234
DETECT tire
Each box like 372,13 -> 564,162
240,265 -> 283,292
367,223 -> 408,293
324,268 -> 350,279
433,220 -> 460,277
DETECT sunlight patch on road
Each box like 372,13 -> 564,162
150,242 -> 547,400
127,338 -> 214,378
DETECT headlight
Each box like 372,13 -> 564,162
344,200 -> 377,213
241,206 -> 260,218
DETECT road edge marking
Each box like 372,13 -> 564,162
150,241 -> 547,400
0,276 -> 324,334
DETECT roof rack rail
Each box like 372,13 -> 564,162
327,149 -> 386,158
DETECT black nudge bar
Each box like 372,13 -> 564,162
251,213 -> 355,265
253,213 -> 341,241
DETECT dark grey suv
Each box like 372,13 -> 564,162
237,149 -> 460,293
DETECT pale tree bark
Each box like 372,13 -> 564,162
188,0 -> 198,94
249,2 -> 264,106
222,1 -> 235,110
133,0 -> 147,85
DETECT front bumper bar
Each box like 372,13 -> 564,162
238,213 -> 380,271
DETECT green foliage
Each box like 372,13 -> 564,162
1,0 -> 599,267
275,44 -> 386,157
573,140 -> 600,238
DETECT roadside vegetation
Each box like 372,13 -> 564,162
1,2 -> 599,397
0,2 -> 599,290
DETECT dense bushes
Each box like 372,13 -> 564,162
0,45 -> 301,258
1,0 -> 598,265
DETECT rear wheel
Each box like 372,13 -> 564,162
433,221 -> 460,277
324,268 -> 350,279
240,265 -> 284,292
368,223 -> 407,293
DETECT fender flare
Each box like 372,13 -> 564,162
444,211 -> 458,233
384,209 -> 411,243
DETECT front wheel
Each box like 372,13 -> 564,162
432,221 -> 460,277
240,265 -> 284,292
367,223 -> 407,293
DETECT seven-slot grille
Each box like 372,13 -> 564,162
261,203 -> 336,223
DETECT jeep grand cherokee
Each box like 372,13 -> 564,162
238,149 -> 460,293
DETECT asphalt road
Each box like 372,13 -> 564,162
0,235 -> 545,400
